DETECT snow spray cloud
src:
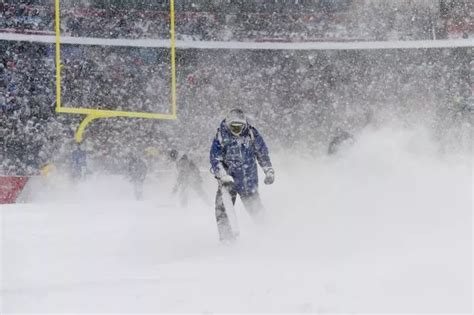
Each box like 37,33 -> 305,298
8,123 -> 472,313
242,124 -> 472,312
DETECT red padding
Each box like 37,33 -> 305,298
0,176 -> 30,204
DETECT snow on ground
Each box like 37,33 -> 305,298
1,126 -> 472,314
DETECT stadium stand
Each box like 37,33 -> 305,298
0,0 -> 472,182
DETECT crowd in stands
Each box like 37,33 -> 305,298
0,1 -> 52,33
1,0 -> 472,175
2,0 -> 472,41
2,42 -> 471,175
0,40 -> 64,174
440,0 -> 474,39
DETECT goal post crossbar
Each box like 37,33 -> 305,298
56,107 -> 177,143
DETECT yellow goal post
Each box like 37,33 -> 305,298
54,0 -> 177,143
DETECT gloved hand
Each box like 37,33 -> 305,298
220,174 -> 234,186
264,168 -> 275,185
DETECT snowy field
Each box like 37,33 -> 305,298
1,127 -> 472,314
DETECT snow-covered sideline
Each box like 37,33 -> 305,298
1,126 -> 472,313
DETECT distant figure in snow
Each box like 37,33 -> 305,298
210,108 -> 275,242
126,152 -> 148,200
328,127 -> 354,155
169,149 -> 208,207
71,142 -> 87,180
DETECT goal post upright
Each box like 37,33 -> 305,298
170,0 -> 177,117
54,0 -> 178,143
54,0 -> 61,113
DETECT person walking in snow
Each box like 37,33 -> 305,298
327,127 -> 354,155
126,152 -> 148,200
210,108 -> 275,242
169,150 -> 208,207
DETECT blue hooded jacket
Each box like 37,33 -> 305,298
210,120 -> 272,196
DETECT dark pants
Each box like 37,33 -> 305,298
177,181 -> 209,208
215,182 -> 264,241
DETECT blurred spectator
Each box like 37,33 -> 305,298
71,142 -> 87,180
